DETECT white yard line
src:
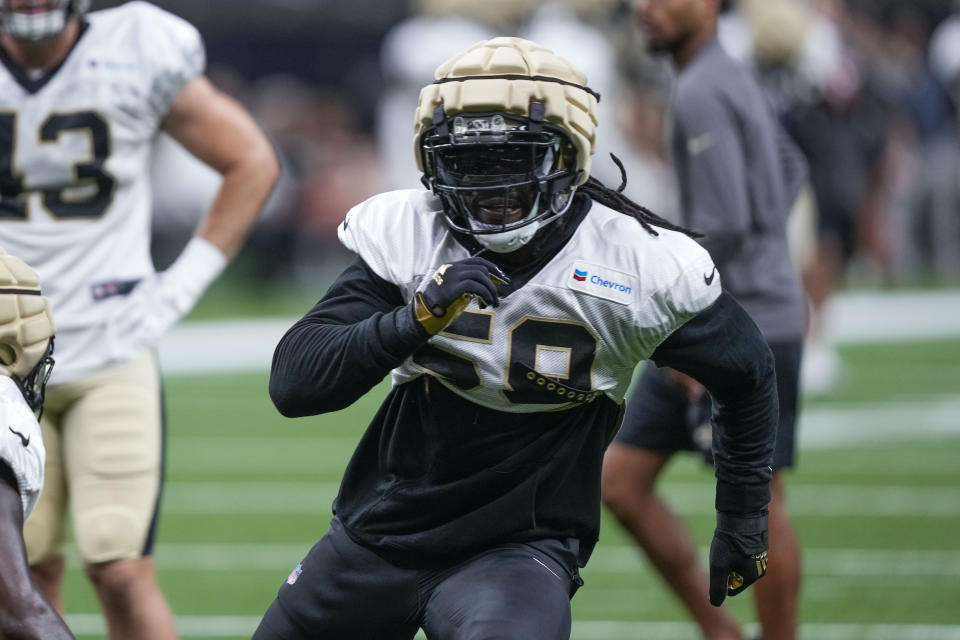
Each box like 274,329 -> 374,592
156,479 -> 960,517
60,544 -> 960,577
157,290 -> 960,374
569,622 -> 960,640
585,546 -> 960,577
823,289 -> 960,344
62,615 -> 960,640
799,395 -> 960,449
164,395 -> 960,481
158,317 -> 290,374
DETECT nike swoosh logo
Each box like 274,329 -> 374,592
704,267 -> 717,286
8,426 -> 29,447
687,132 -> 715,156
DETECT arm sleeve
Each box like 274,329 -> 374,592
650,291 -> 777,515
268,257 -> 431,418
673,92 -> 750,266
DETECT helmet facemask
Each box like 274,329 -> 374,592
7,336 -> 54,415
0,0 -> 88,42
421,106 -> 581,254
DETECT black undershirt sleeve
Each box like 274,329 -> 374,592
269,257 -> 431,417
650,291 -> 777,516
0,460 -> 17,498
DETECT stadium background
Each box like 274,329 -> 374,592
65,0 -> 960,638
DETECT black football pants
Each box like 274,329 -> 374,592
251,517 -> 582,640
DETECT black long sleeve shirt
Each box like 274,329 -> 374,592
270,255 -> 776,568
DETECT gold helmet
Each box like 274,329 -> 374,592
0,248 -> 55,412
414,37 -> 599,253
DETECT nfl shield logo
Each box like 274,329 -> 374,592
287,562 -> 303,585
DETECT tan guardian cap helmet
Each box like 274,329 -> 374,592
0,248 -> 55,412
415,37 -> 600,253
413,0 -> 536,29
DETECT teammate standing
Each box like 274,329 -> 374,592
255,37 -> 777,640
0,1 -> 279,638
602,1 -> 806,639
0,247 -> 74,640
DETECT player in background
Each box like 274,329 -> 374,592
602,1 -> 806,639
0,247 -> 74,640
254,37 -> 777,640
0,1 -> 279,638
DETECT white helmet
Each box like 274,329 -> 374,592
0,248 -> 55,412
415,37 -> 599,253
0,0 -> 90,42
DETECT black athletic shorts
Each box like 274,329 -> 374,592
615,339 -> 802,470
252,517 -> 583,640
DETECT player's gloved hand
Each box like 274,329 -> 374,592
107,236 -> 226,362
709,510 -> 769,606
414,257 -> 508,335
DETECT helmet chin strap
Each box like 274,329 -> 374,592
471,193 -> 541,253
472,188 -> 575,253
474,220 -> 543,254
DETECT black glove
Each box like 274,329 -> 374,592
708,510 -> 769,606
414,257 -> 508,335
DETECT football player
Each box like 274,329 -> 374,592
602,1 -> 807,639
255,37 -> 776,640
0,248 -> 74,640
0,1 -> 279,638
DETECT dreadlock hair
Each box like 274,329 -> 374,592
579,154 -> 701,239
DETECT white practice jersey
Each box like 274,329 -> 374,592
339,190 -> 722,413
0,376 -> 45,518
0,1 -> 204,383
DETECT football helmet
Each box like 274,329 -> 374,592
0,248 -> 55,413
413,0 -> 536,29
0,0 -> 89,42
415,37 -> 599,253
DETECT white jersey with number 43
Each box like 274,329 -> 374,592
0,1 -> 204,383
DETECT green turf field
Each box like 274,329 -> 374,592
59,337 -> 960,639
